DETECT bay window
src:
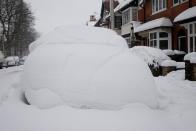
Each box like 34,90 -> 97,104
149,31 -> 171,49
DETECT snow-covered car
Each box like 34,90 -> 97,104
2,56 -> 19,67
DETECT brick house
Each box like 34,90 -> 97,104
136,0 -> 196,53
96,0 -> 139,38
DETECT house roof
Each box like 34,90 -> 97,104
134,17 -> 173,33
174,6 -> 196,23
104,0 -> 135,19
114,0 -> 135,12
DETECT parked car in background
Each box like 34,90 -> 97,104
2,56 -> 19,68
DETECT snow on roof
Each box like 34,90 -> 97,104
134,17 -> 173,33
174,6 -> 196,23
114,0 -> 134,12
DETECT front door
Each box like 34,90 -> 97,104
178,36 -> 187,53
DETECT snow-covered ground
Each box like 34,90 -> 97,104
0,66 -> 196,131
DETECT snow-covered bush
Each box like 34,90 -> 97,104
130,46 -> 170,67
184,52 -> 196,61
22,26 -> 158,110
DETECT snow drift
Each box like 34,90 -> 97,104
22,26 -> 158,109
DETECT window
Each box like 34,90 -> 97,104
149,31 -> 170,49
173,0 -> 188,6
122,9 -> 130,25
115,16 -> 122,29
149,32 -> 157,47
152,0 -> 167,13
188,23 -> 196,52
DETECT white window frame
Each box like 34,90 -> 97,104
149,30 -> 171,49
173,0 -> 188,6
187,22 -> 196,52
152,0 -> 167,14
122,8 -> 130,25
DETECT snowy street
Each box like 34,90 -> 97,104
0,66 -> 196,131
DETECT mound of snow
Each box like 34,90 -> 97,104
22,26 -> 158,110
161,60 -> 177,67
130,46 -> 170,67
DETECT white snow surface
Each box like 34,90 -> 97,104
23,26 -> 157,109
174,50 -> 186,55
161,60 -> 177,67
1,67 -> 196,131
177,62 -> 185,69
174,6 -> 196,22
190,57 -> 196,64
130,46 -> 170,67
134,17 -> 173,33
163,50 -> 186,56
29,26 -> 127,52
184,52 -> 196,61
163,49 -> 175,56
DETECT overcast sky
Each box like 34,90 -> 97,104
24,0 -> 102,35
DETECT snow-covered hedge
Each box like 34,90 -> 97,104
162,49 -> 186,56
161,60 -> 177,67
130,46 -> 170,67
22,26 -> 158,110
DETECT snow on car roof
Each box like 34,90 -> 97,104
174,6 -> 196,23
134,17 -> 173,33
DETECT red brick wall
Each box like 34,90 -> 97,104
138,0 -> 190,22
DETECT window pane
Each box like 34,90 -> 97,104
154,33 -> 157,39
190,24 -> 193,34
156,0 -> 158,11
190,37 -> 193,52
163,0 -> 166,8
173,0 -> 179,4
195,37 -> 196,52
160,0 -> 163,10
195,23 -> 196,34
154,40 -> 157,47
152,0 -> 155,12
159,32 -> 168,38
160,40 -> 168,49
150,33 -> 154,39
150,41 -> 153,47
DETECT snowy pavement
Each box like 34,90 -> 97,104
0,66 -> 196,131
